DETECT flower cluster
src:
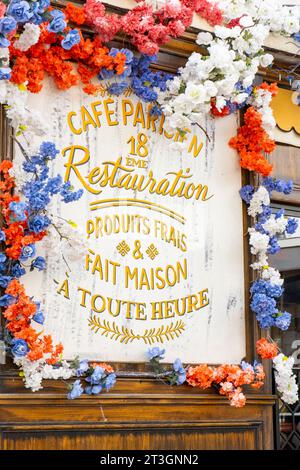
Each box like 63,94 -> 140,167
0,141 -> 85,385
273,354 -> 299,405
157,3 -> 299,131
256,338 -> 278,359
67,360 -> 117,399
229,83 -> 278,177
147,346 -> 187,385
186,361 -> 265,407
99,50 -> 172,106
14,357 -> 73,392
84,0 -> 224,56
0,2 -> 127,134
240,177 -> 298,330
9,27 -> 126,95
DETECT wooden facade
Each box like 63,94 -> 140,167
0,375 -> 275,450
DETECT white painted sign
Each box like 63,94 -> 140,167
15,81 -> 246,364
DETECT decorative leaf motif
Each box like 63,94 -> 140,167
88,315 -> 185,344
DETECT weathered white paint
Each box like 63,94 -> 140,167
14,81 -> 246,364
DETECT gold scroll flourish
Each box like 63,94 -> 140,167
90,198 -> 186,224
88,316 -> 186,344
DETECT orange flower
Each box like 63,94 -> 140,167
256,338 -> 278,359
229,106 -> 275,177
91,362 -> 114,373
65,3 -> 86,25
186,364 -> 214,389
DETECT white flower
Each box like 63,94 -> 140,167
259,53 -> 273,68
215,25 -> 241,39
239,15 -> 254,28
234,92 -> 249,104
14,23 -> 40,52
262,214 -> 288,237
196,32 -> 213,45
249,229 -> 270,255
185,82 -> 207,104
248,186 -> 270,217
261,266 -> 283,286
215,95 -> 226,111
273,354 -> 299,405
14,357 -> 74,392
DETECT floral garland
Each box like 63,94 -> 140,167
0,142 -> 84,390
0,0 -> 299,405
146,346 -> 265,408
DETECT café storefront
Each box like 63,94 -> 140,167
0,0 -> 300,451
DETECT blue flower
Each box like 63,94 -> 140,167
239,185 -> 254,204
0,67 -> 11,80
8,1 -> 33,23
85,385 -> 102,395
20,244 -> 36,261
60,182 -> 83,203
9,201 -> 27,222
275,208 -> 285,220
98,69 -> 115,80
0,35 -> 10,47
275,311 -> 291,331
0,16 -> 17,35
263,177 -> 293,195
33,310 -> 45,324
293,32 -> 300,42
76,359 -> 89,377
150,105 -> 162,116
11,338 -> 29,357
147,346 -> 165,361
104,373 -> 116,391
31,256 -> 46,271
47,9 -> 67,33
11,262 -> 26,278
0,275 -> 12,288
39,141 -> 59,159
256,314 -> 275,329
107,81 -> 128,96
286,218 -> 298,235
45,176 -> 63,195
0,294 -> 15,307
251,293 -> 277,316
0,230 -> 6,241
61,29 -> 81,50
257,205 -> 272,224
251,280 -> 283,299
267,236 -> 280,255
86,366 -> 104,385
27,192 -> 50,211
37,0 -> 50,13
67,379 -> 84,399
172,358 -> 186,385
28,214 -> 51,233
0,253 -> 6,263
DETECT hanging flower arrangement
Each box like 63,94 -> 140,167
0,0 -> 299,406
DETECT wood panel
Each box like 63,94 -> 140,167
0,377 -> 275,450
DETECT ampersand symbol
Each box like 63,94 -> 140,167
132,240 -> 143,259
